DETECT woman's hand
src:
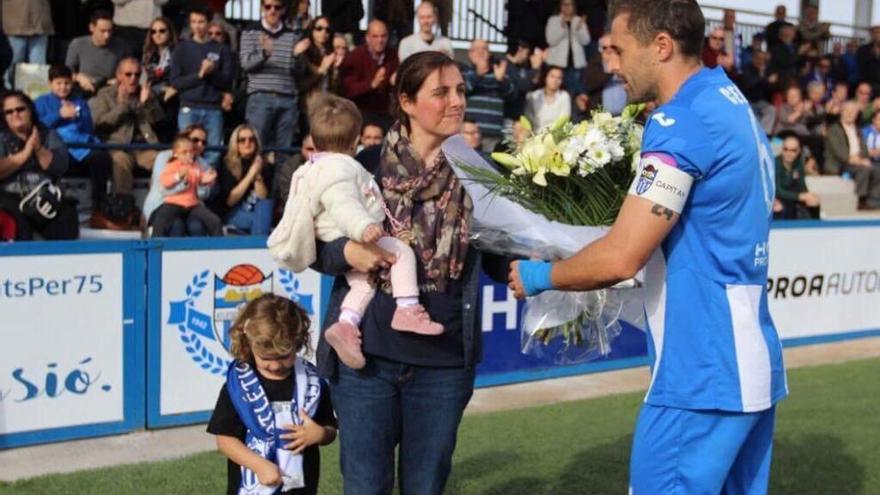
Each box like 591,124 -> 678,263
344,240 -> 396,272
319,53 -> 335,74
294,38 -> 311,56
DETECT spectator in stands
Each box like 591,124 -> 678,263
90,57 -> 163,216
703,27 -> 735,76
721,8 -> 743,73
142,17 -> 179,143
797,5 -> 831,49
842,39 -> 860,87
775,86 -> 810,137
507,0 -> 555,51
461,119 -> 482,150
143,124 -> 213,236
360,122 -> 384,148
322,0 -> 364,44
273,133 -> 314,214
341,20 -> 399,130
738,50 -> 778,135
240,0 -> 309,157
180,10 -> 240,53
804,55 -> 834,99
288,0 -> 313,37
774,133 -> 820,219
854,82 -> 875,125
296,15 -> 344,122
525,65 -> 570,129
740,33 -> 765,71
398,1 -> 453,62
862,110 -> 880,165
111,0 -> 169,59
804,81 -> 829,163
207,21 -> 240,135
374,0 -> 414,44
545,0 -> 590,96
218,124 -> 274,235
825,81 -> 849,126
503,42 -> 543,124
825,101 -> 880,209
769,23 -> 801,90
333,32 -> 350,64
170,5 -> 235,167
142,17 -> 178,104
66,11 -> 130,97
858,26 -> 880,96
765,5 -> 788,50
0,90 -> 78,240
1,0 -> 54,89
577,34 -> 626,117
35,65 -> 112,219
462,39 -> 515,151
151,134 -> 222,237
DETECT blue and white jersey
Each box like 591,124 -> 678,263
634,67 -> 788,412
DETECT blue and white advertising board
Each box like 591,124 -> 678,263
0,242 -> 145,449
147,239 -> 326,428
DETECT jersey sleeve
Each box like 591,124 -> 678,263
641,104 -> 716,179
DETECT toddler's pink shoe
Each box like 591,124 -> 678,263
391,305 -> 444,335
325,321 -> 366,369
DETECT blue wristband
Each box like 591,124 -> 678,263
518,260 -> 554,296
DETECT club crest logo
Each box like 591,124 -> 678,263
167,264 -> 315,375
635,164 -> 657,195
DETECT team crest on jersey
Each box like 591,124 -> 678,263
636,164 -> 657,195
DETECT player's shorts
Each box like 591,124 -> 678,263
629,404 -> 776,495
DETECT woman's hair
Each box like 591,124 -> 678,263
224,124 -> 262,180
142,17 -> 178,66
309,94 -> 362,152
308,15 -> 334,50
0,91 -> 38,132
393,51 -> 460,130
181,123 -> 207,136
228,294 -> 311,362
538,65 -> 564,90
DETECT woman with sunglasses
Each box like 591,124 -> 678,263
295,16 -> 344,122
143,124 -> 215,237
0,91 -> 78,240
142,17 -> 178,102
216,124 -> 273,235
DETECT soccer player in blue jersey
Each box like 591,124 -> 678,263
508,0 -> 788,493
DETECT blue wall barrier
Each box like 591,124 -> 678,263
3,219 -> 880,448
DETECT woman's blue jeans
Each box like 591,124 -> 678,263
225,198 -> 273,235
329,356 -> 475,495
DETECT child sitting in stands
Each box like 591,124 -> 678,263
150,134 -> 223,237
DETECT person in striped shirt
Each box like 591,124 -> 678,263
461,39 -> 514,152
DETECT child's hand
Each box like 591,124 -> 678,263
201,167 -> 217,184
281,409 -> 329,454
361,223 -> 383,243
255,459 -> 283,487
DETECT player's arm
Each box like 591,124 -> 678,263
549,196 -> 679,292
509,154 -> 694,298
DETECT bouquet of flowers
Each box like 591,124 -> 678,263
444,107 -> 646,363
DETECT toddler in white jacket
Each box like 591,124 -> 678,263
268,95 -> 442,370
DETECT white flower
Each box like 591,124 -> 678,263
588,145 -> 611,167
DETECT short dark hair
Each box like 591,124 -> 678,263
48,65 -> 73,81
188,4 -> 212,21
90,10 -> 113,24
609,0 -> 705,58
463,118 -> 477,126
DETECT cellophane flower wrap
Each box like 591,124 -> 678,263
443,106 -> 646,363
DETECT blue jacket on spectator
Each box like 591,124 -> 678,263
34,92 -> 98,162
169,39 -> 235,108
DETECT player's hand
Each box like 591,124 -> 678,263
508,260 -> 526,299
255,459 -> 283,487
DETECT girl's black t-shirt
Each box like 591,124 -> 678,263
207,372 -> 335,495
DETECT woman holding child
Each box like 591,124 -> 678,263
308,51 -> 507,494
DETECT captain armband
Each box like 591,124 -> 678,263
627,152 -> 694,214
